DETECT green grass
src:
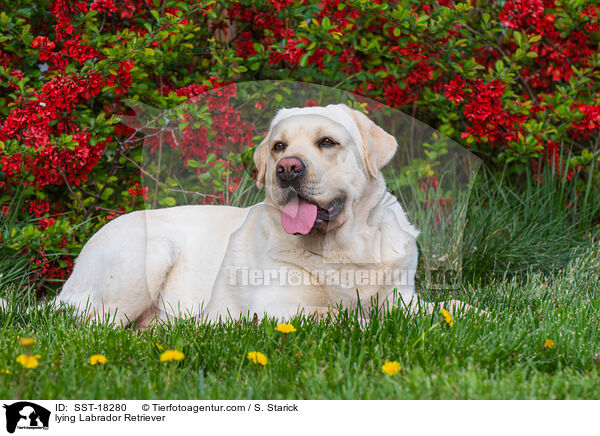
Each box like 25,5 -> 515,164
1,242 -> 599,399
459,163 -> 600,283
1,159 -> 599,399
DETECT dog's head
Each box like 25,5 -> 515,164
254,104 -> 397,235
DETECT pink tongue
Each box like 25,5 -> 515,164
281,196 -> 317,235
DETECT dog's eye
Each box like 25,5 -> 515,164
318,137 -> 337,148
272,142 -> 286,152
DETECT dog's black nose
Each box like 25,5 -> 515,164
276,156 -> 306,186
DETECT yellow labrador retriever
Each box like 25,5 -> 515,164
4,104 -> 434,326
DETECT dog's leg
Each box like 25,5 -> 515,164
55,214 -> 179,327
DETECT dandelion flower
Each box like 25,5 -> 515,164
89,354 -> 108,365
247,351 -> 268,366
381,360 -> 402,376
152,343 -> 164,351
160,349 -> 184,362
544,339 -> 555,349
275,323 -> 297,334
441,308 -> 454,327
16,354 -> 41,369
19,337 -> 36,347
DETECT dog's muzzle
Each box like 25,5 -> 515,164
276,156 -> 306,188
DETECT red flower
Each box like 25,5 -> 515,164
63,36 -> 99,64
236,33 -> 257,58
90,0 -> 118,15
268,0 -> 296,12
569,104 -> 600,140
107,60 -> 134,96
38,218 -> 56,231
340,48 -> 362,74
462,79 -> 525,147
31,36 -> 55,50
444,77 -> 467,104
128,183 -> 149,200
29,199 -> 50,217
31,36 -> 56,61
383,81 -> 411,107
499,0 -> 545,29
120,0 -> 137,18
281,38 -> 304,65
49,0 -> 87,39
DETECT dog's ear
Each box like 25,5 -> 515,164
341,105 -> 398,178
254,107 -> 295,188
253,135 -> 269,189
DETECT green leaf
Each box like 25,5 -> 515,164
513,31 -> 522,47
205,153 -> 216,164
416,15 -> 429,25
186,159 -> 202,168
263,319 -> 274,337
299,52 -> 310,67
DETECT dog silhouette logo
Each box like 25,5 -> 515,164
2,402 -> 50,433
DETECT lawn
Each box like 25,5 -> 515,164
1,240 -> 599,399
1,163 -> 599,400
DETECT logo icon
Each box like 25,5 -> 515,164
3,402 -> 50,434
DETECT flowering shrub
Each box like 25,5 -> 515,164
0,0 -> 598,291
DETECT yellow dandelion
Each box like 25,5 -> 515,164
16,354 -> 41,369
275,323 -> 297,334
1,369 -> 12,375
160,349 -> 184,362
544,339 -> 555,349
89,354 -> 108,365
152,343 -> 164,351
247,351 -> 268,366
381,360 -> 402,376
19,337 -> 36,347
441,308 -> 454,327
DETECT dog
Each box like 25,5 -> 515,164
2,103 -> 459,327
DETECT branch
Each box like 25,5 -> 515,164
60,171 -> 88,216
119,153 -> 219,200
